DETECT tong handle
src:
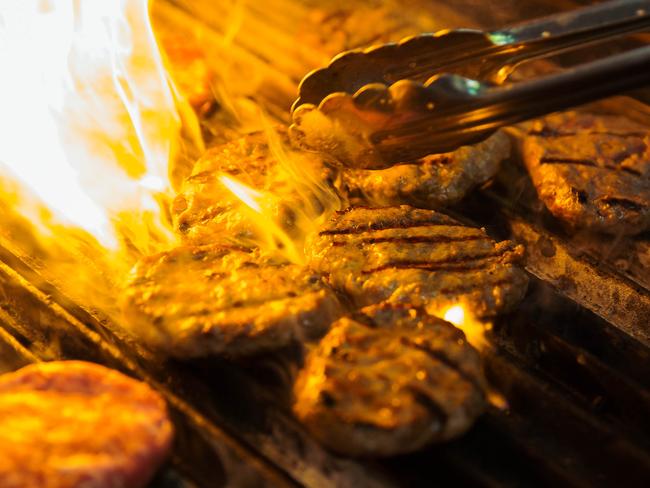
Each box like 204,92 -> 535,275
373,45 -> 650,163
489,0 -> 650,79
499,0 -> 650,43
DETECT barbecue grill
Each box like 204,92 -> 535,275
0,0 -> 649,486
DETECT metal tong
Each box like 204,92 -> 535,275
290,0 -> 650,169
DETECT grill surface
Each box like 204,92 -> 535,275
1,195 -> 649,487
1,1 -> 649,486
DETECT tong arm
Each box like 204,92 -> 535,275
293,0 -> 650,110
290,45 -> 650,169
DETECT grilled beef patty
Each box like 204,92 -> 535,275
293,303 -> 486,457
122,244 -> 342,357
0,361 -> 172,488
341,130 -> 510,208
307,205 -> 528,318
523,112 -> 650,235
172,130 -> 339,245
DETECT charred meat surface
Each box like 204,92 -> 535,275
293,303 -> 486,457
172,129 -> 339,245
307,205 -> 528,318
342,130 -> 510,209
0,361 -> 172,488
523,111 -> 650,235
122,244 -> 342,358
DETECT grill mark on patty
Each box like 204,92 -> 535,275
612,144 -> 648,165
190,244 -> 253,260
183,289 -> 325,315
349,311 -> 380,328
320,221 -> 466,236
418,154 -> 453,166
361,249 -> 511,274
334,205 -> 375,215
352,304 -> 479,392
599,197 -> 645,212
359,301 -> 425,316
529,129 -> 647,139
407,387 -> 449,426
403,338 -> 484,392
180,205 -> 230,226
363,262 -> 491,274
438,278 -> 515,296
330,234 -> 488,247
539,157 -> 642,177
187,169 -> 223,182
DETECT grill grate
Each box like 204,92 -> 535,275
1,193 -> 649,487
1,0 -> 649,486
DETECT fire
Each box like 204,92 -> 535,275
218,173 -> 313,265
0,0 -> 195,252
218,118 -> 341,265
220,175 -> 263,213
443,305 -> 466,325
443,304 -> 491,351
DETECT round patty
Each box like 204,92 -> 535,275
0,361 -> 173,488
341,130 -> 510,209
293,303 -> 486,457
523,111 -> 650,235
307,205 -> 528,318
122,244 -> 343,357
172,129 -> 339,246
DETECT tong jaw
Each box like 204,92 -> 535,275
289,29 -> 520,169
290,74 -> 487,170
290,1 -> 650,168
292,29 -> 506,111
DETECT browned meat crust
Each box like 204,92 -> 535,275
523,112 -> 650,235
0,361 -> 172,488
293,303 -> 486,457
122,244 -> 342,357
307,205 -> 528,318
172,130 -> 339,245
341,130 -> 510,208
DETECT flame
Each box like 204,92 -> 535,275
443,305 -> 466,326
442,304 -> 491,351
220,175 -> 263,213
218,116 -> 341,264
487,390 -> 509,410
0,0 -> 194,252
218,173 -> 310,264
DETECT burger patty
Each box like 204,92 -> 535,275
523,111 -> 650,235
307,205 -> 528,318
122,244 -> 342,358
172,129 -> 339,245
341,130 -> 510,209
293,303 -> 486,457
0,361 -> 172,488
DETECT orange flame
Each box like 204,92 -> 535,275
0,0 -> 196,252
218,173 -> 309,264
442,304 -> 491,351
220,175 -> 263,213
218,116 -> 341,264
